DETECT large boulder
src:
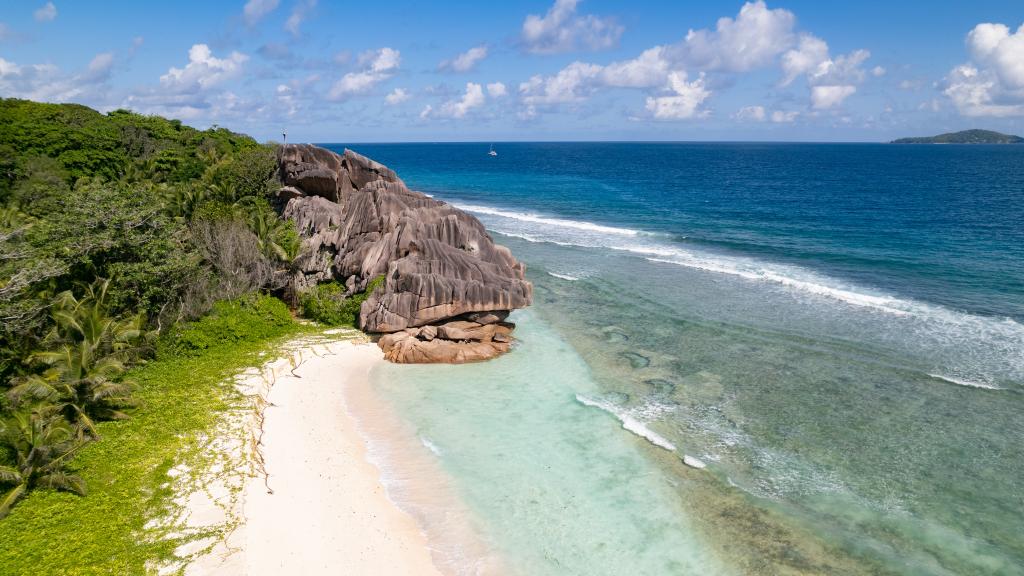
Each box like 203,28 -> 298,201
276,144 -> 533,363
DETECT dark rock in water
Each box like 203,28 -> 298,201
620,351 -> 651,369
644,378 -> 676,395
276,144 -> 533,363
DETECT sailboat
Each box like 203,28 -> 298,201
488,144 -> 498,157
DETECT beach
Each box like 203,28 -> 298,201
183,337 -> 444,576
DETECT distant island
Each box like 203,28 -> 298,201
891,129 -> 1023,144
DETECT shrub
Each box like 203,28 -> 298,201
299,276 -> 384,328
157,294 -> 293,358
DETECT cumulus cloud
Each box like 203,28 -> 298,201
285,0 -> 317,37
810,85 -> 856,109
34,2 -> 57,22
734,105 -> 799,123
328,47 -> 400,100
160,44 -> 248,93
518,2 -> 870,118
0,51 -> 114,103
385,87 -> 410,105
521,0 -> 623,54
944,22 -> 1024,116
644,72 -> 711,119
780,33 -> 869,108
486,82 -> 507,97
872,66 -> 886,77
771,109 -> 799,123
243,0 -> 279,25
431,82 -> 486,118
735,105 -> 766,121
440,45 -> 488,73
673,0 -> 794,72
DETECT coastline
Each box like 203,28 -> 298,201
181,335 -> 446,576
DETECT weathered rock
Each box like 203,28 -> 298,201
276,144 -> 532,363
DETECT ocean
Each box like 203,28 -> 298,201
324,142 -> 1024,575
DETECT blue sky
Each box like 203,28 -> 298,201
2,0 -> 1023,142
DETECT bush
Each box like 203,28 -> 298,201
157,294 -> 293,358
299,276 -> 384,328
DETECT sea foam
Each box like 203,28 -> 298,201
575,394 -> 677,451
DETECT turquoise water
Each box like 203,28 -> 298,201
338,143 -> 1024,575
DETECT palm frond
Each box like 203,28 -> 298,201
0,484 -> 27,519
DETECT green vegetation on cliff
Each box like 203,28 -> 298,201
0,97 -> 313,537
891,129 -> 1024,144
0,294 -> 305,574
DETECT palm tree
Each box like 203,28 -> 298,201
0,409 -> 87,519
7,279 -> 143,437
238,200 -> 299,262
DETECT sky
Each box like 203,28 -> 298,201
1,0 -> 1024,142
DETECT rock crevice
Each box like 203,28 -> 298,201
276,144 -> 533,363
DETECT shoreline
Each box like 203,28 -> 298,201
182,336 -> 447,575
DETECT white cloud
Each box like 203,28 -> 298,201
675,0 -> 795,72
85,52 -> 114,81
735,105 -> 798,122
0,51 -> 115,103
771,109 -> 799,123
811,85 -> 856,109
419,104 -> 433,119
440,45 -> 488,73
160,44 -> 248,93
872,66 -> 886,77
328,47 -> 400,100
285,0 -> 317,37
487,82 -> 507,97
735,105 -> 766,121
243,0 -> 279,25
435,82 -> 486,118
521,0 -> 623,54
780,33 -> 869,108
521,2 -> 867,118
34,2 -> 57,22
944,22 -> 1024,117
644,72 -> 711,119
600,46 -> 671,88
780,34 -> 829,86
519,61 -> 603,105
385,87 -> 410,105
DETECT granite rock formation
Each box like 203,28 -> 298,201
276,144 -> 533,363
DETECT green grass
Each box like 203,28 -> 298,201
0,296 -> 309,575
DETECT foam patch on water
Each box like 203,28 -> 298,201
458,200 -> 1024,388
453,203 -> 640,236
419,434 -> 443,455
575,394 -> 677,451
928,374 -> 1002,390
548,272 -> 580,281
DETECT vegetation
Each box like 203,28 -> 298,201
299,275 -> 384,327
0,295 -> 306,573
0,97 -> 313,526
891,129 -> 1024,144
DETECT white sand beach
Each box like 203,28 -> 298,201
183,337 -> 444,576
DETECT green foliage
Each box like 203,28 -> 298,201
0,98 -> 259,185
8,279 -> 146,437
0,408 -> 87,519
0,303 -> 305,573
299,275 -> 385,328
203,145 -> 278,200
158,294 -> 294,358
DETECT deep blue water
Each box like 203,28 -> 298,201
328,142 -> 1024,321
324,142 -> 1024,574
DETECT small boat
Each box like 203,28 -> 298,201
488,144 -> 498,157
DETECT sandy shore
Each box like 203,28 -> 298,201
184,337 -> 444,576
